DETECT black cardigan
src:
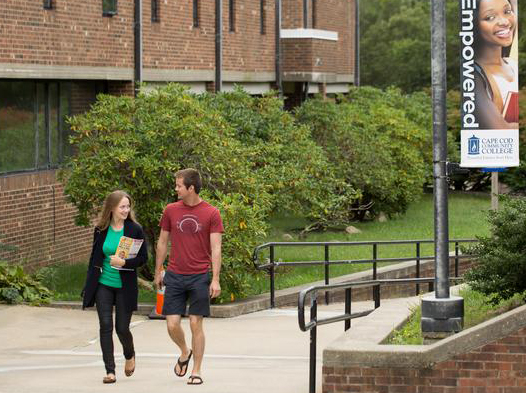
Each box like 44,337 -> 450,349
82,219 -> 148,312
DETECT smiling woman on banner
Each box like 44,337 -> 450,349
81,190 -> 148,384
473,0 -> 519,130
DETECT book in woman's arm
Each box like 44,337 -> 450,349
112,236 -> 144,271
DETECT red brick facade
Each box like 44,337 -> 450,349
0,0 -> 134,68
0,171 -> 92,269
0,0 -> 356,268
281,0 -> 354,78
323,327 -> 526,393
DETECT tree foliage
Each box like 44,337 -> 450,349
60,84 -> 269,301
465,197 -> 526,303
361,0 -> 526,92
60,85 -> 361,301
296,87 -> 429,217
199,88 -> 360,226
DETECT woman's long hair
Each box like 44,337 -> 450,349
474,0 -> 516,58
96,190 -> 138,230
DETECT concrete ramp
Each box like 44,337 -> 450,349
0,302 -> 379,393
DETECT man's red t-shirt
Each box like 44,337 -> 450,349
159,200 -> 224,274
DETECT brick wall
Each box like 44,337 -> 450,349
323,327 -> 526,392
281,0 -> 355,78
1,0 -> 275,75
0,171 -> 92,270
0,0 -> 134,68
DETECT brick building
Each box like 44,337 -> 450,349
0,0 -> 357,268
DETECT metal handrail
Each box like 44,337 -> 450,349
252,239 -> 477,308
298,276 -> 463,393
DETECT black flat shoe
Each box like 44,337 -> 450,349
125,356 -> 135,377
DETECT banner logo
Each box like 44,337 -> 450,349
468,135 -> 480,155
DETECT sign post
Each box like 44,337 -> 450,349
421,0 -> 464,340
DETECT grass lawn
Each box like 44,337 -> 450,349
38,263 -> 156,303
385,287 -> 525,345
246,192 -> 492,297
39,192 -> 492,302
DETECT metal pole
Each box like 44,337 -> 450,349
344,288 -> 351,331
215,0 -> 223,92
373,284 -> 380,309
275,0 -> 282,97
270,245 -> 275,308
324,245 -> 330,305
309,294 -> 317,393
431,0 -> 449,299
455,241 -> 459,277
421,0 -> 464,337
416,242 -> 420,295
354,0 -> 360,86
372,243 -> 377,280
491,172 -> 499,211
134,0 -> 142,97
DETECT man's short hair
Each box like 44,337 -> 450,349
175,168 -> 202,194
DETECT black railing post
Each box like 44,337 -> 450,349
373,284 -> 380,308
344,288 -> 351,331
270,245 -> 275,308
455,241 -> 459,277
372,243 -> 378,279
309,293 -> 317,393
416,242 -> 421,295
372,243 -> 378,302
324,244 -> 330,305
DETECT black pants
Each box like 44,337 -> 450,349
95,283 -> 135,374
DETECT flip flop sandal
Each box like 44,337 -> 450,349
187,375 -> 203,385
174,350 -> 193,377
103,374 -> 116,384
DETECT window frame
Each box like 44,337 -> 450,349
102,0 -> 118,17
193,0 -> 199,28
151,0 -> 160,23
229,0 -> 235,32
260,0 -> 266,35
43,0 -> 53,10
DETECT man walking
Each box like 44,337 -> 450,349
155,168 -> 223,385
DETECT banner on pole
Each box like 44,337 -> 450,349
459,0 -> 519,168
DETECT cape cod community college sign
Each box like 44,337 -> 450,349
459,0 -> 519,167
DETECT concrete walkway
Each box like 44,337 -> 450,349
0,297 -> 417,393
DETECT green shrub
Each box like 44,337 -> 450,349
296,87 -> 428,217
199,88 -> 360,225
464,197 -> 526,303
202,190 -> 268,303
499,89 -> 526,192
60,84 -> 270,300
0,263 -> 52,305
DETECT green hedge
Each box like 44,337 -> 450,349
296,87 -> 430,217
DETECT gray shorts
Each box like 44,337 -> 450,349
162,271 -> 211,316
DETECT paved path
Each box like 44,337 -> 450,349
0,301 -> 371,393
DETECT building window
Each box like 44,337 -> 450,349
43,0 -> 53,10
151,0 -> 160,22
260,0 -> 266,35
102,0 -> 117,16
229,0 -> 235,32
193,0 -> 199,28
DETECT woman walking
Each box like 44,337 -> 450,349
82,190 -> 148,384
